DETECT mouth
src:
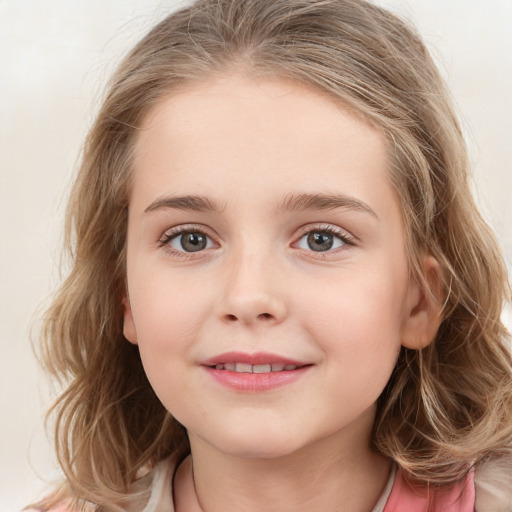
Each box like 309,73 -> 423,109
208,362 -> 303,373
202,351 -> 309,372
201,352 -> 312,391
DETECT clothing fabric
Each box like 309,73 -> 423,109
29,456 -> 482,512
138,456 -> 476,512
382,465 -> 475,512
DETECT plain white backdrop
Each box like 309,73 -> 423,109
1,1 -> 511,510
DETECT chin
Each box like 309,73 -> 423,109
195,424 -> 306,460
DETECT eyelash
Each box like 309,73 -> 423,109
157,223 -> 354,258
294,224 -> 354,252
158,225 -> 216,259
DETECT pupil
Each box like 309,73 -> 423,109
307,232 -> 333,252
181,232 -> 207,252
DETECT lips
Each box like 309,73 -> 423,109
202,351 -> 306,370
202,351 -> 312,392
212,362 -> 299,373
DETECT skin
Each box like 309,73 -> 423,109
123,74 -> 441,512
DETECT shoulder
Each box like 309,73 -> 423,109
24,497 -> 87,512
23,456 -> 178,512
111,455 -> 177,512
384,461 -> 512,512
136,455 -> 178,512
24,505 -> 78,512
475,458 -> 512,512
24,502 -> 96,512
384,467 -> 475,512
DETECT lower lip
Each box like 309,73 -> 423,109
203,366 -> 311,392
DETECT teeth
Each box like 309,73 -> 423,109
213,363 -> 298,373
253,364 -> 271,373
235,363 -> 253,373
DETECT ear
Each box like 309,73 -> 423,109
401,256 -> 445,350
122,296 -> 138,345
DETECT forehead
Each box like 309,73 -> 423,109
131,74 -> 397,218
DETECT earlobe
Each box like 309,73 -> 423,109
123,297 -> 138,345
401,256 -> 445,350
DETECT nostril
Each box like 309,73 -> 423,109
225,313 -> 272,322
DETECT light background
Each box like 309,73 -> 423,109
1,1 -> 511,510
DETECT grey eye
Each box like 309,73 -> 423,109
170,231 -> 212,252
296,231 -> 345,252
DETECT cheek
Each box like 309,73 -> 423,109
299,268 -> 406,372
127,274 -> 210,384
130,267 -> 211,338
131,282 -> 202,416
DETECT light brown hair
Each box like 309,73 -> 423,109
36,0 -> 512,509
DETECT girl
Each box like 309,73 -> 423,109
29,0 -> 512,510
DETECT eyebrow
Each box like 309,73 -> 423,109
144,195 -> 225,214
143,192 -> 378,219
277,193 -> 379,219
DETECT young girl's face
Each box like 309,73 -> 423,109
123,74 -> 426,460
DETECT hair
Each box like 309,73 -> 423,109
35,0 -> 512,510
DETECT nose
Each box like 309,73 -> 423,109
217,250 -> 288,327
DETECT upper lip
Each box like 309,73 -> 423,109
202,351 -> 308,367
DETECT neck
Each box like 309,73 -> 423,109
174,410 -> 391,512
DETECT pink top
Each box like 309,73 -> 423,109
383,467 -> 475,512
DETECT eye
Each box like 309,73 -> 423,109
295,227 -> 351,252
160,228 -> 215,253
